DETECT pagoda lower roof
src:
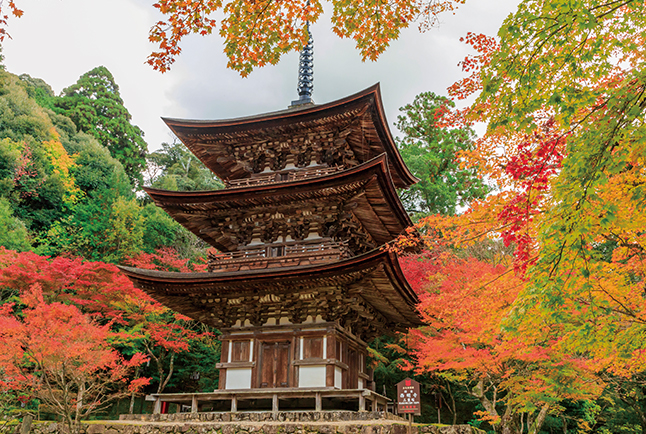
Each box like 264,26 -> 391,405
118,248 -> 423,335
163,84 -> 418,189
144,154 -> 413,252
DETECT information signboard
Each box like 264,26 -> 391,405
396,377 -> 421,415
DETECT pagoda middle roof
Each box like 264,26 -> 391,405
144,154 -> 413,252
163,84 -> 418,189
118,247 -> 423,332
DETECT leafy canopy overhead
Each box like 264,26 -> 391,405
1,0 -> 465,76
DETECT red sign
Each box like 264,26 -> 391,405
396,377 -> 421,415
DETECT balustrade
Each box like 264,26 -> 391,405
207,240 -> 350,272
226,165 -> 345,189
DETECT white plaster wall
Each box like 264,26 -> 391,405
335,367 -> 343,389
226,368 -> 252,389
299,366 -> 326,388
358,378 -> 364,390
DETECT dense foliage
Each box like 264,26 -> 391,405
0,248 -> 220,429
52,67 -> 148,187
395,92 -> 489,217
0,67 -> 215,263
395,0 -> 646,433
0,66 -> 221,427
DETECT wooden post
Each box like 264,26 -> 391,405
359,394 -> 366,412
231,396 -> 237,412
191,395 -> 198,413
315,392 -> 322,411
272,394 -> 279,413
153,397 -> 161,414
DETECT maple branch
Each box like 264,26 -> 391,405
159,352 -> 175,393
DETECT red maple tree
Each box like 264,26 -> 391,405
0,283 -> 148,434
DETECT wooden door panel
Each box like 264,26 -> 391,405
260,344 -> 274,388
276,342 -> 290,387
259,341 -> 291,388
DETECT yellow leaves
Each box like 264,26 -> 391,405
41,135 -> 82,206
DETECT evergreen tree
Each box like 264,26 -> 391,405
54,67 -> 148,187
396,92 -> 489,217
147,140 -> 224,192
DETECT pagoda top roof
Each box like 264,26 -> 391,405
118,247 -> 422,334
163,84 -> 418,189
144,154 -> 413,252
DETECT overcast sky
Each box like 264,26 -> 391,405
3,0 -> 519,151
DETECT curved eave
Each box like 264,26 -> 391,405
118,248 -> 423,328
144,154 -> 413,250
163,84 -> 418,189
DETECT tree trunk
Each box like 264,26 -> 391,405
499,401 -> 517,434
445,380 -> 457,425
157,352 -> 175,394
528,404 -> 550,434
468,379 -> 504,433
129,367 -> 140,414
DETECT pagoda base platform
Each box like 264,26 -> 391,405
141,389 -> 390,416
120,409 -> 400,423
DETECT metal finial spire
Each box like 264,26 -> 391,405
290,24 -> 314,107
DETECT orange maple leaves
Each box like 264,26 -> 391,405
0,0 -> 22,41
148,0 -> 221,73
149,0 -> 467,75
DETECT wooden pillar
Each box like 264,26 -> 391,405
315,392 -> 322,411
153,397 -> 161,414
191,395 -> 198,413
231,396 -> 237,412
272,394 -> 279,413
359,394 -> 366,412
371,397 -> 377,411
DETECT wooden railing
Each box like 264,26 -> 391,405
207,241 -> 350,272
226,165 -> 345,189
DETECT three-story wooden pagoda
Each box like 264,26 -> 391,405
119,84 -> 422,412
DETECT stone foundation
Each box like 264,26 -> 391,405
31,419 -> 484,434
